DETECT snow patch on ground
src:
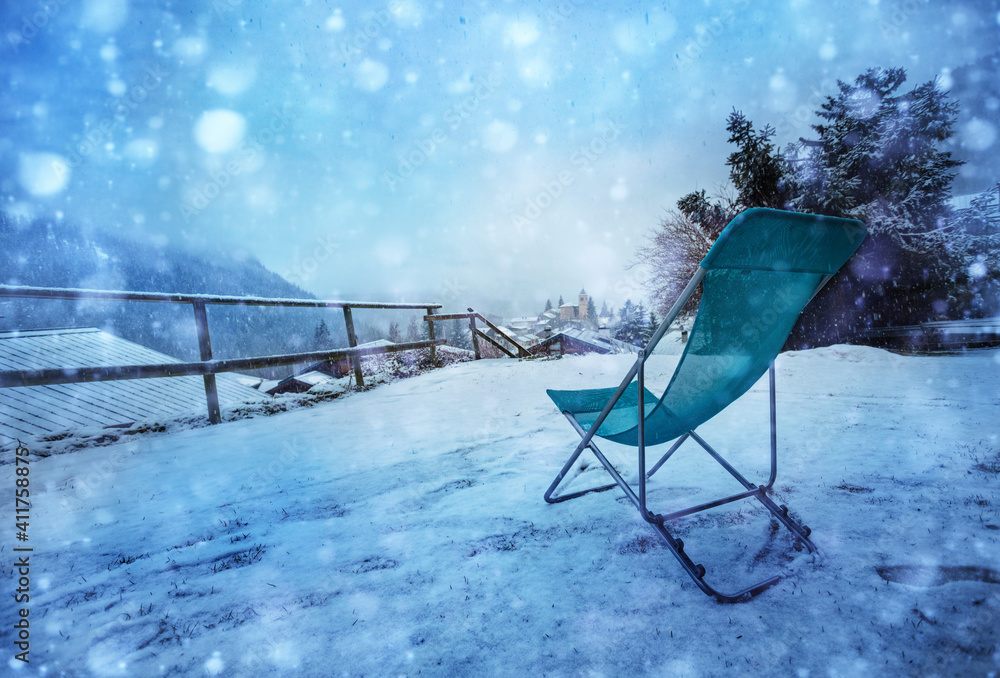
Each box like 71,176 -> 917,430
1,347 -> 474,460
2,345 -> 998,675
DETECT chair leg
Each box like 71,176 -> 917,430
645,486 -> 816,603
545,415 -> 816,602
648,515 -> 784,603
544,413 -> 633,504
546,361 -> 816,601
645,429 -> 817,602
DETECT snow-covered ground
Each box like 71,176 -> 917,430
2,345 -> 999,676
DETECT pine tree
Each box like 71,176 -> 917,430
450,318 -> 468,349
647,310 -> 659,341
725,110 -> 792,210
313,320 -> 332,349
558,294 -> 564,307
586,297 -> 597,325
544,299 -> 553,311
784,66 -> 967,343
635,302 -> 648,344
600,300 -> 610,317
388,321 -> 402,343
952,189 -> 1000,319
614,299 -> 642,344
677,189 -> 730,231
406,315 -> 419,342
792,66 -> 962,245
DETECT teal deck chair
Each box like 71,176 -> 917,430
544,208 -> 866,602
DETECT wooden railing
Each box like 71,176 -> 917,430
424,308 -> 530,359
0,285 -> 445,424
861,317 -> 1000,352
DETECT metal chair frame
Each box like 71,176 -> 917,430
544,268 -> 827,602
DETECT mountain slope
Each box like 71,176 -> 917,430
0,214 -> 347,364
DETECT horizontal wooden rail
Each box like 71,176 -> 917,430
1,284 -> 446,424
0,285 -> 442,310
0,339 -> 446,388
425,312 -> 476,321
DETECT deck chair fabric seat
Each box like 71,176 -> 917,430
547,209 -> 864,447
544,207 -> 866,602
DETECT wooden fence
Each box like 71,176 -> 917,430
0,285 -> 445,424
424,308 -> 530,360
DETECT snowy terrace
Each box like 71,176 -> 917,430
2,345 -> 1000,676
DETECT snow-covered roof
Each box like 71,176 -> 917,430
492,326 -> 535,344
0,327 -> 266,442
295,371 -> 336,387
562,327 -> 637,353
257,379 -> 281,393
234,375 -> 264,389
508,319 -> 537,332
267,368 -> 339,395
357,339 -> 395,348
532,328 -> 637,355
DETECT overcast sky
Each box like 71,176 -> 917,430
2,0 -> 999,315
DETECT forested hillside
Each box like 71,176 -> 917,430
0,215 -> 350,365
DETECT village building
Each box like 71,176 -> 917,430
507,317 -> 538,332
558,288 -> 590,321
535,308 -> 560,331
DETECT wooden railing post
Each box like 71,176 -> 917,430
469,314 -> 481,360
192,301 -> 221,424
426,307 -> 437,365
343,306 -> 365,388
